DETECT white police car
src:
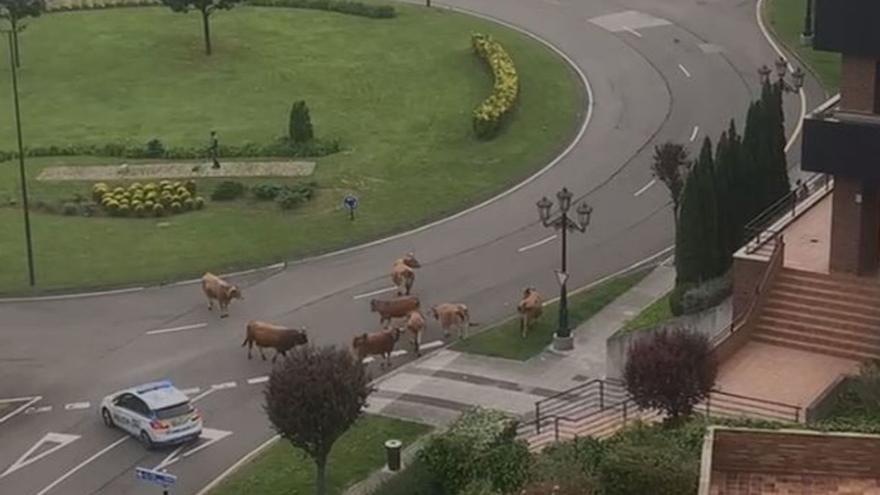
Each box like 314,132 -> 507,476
100,380 -> 202,449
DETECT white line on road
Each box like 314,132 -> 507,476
212,381 -> 237,390
1,432 -> 81,479
362,357 -> 375,364
353,286 -> 398,300
181,387 -> 202,396
63,402 -> 90,411
633,179 -> 657,197
390,350 -> 408,358
34,435 -> 128,495
0,396 -> 41,424
517,234 -> 557,253
678,64 -> 692,78
247,376 -> 269,385
420,340 -> 444,351
25,406 -> 53,415
689,125 -> 700,142
622,26 -> 642,38
145,322 -> 207,336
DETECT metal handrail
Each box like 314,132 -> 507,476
744,173 -> 830,254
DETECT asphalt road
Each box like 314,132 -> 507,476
0,0 -> 826,493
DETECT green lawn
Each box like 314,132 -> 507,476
452,269 -> 652,361
620,292 -> 672,334
765,0 -> 840,91
209,415 -> 431,495
0,4 -> 582,293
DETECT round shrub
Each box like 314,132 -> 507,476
172,181 -> 182,190
129,182 -> 143,191
194,196 -> 205,210
146,191 -> 158,201
144,183 -> 158,192
184,180 -> 197,194
597,443 -> 698,495
118,204 -> 131,217
252,183 -> 284,200
144,200 -> 155,209
176,187 -> 189,196
211,181 -> 246,201
113,186 -> 125,195
183,198 -> 195,210
62,202 -> 78,216
152,203 -> 165,217
134,204 -> 146,217
276,190 -> 307,210
159,180 -> 171,188
92,183 -> 109,201
171,201 -> 183,213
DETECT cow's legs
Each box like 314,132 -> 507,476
259,347 -> 267,361
220,301 -> 228,318
207,297 -> 214,310
412,332 -> 421,357
247,342 -> 253,360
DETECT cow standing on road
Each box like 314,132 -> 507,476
404,310 -> 426,356
391,252 -> 421,296
242,321 -> 308,363
201,272 -> 243,318
352,327 -> 401,368
370,295 -> 420,326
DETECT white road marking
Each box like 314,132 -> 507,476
362,357 -> 375,364
153,428 -> 233,470
181,387 -> 201,396
1,432 -> 81,479
211,381 -> 237,390
0,287 -> 144,303
63,402 -> 90,411
247,376 -> 269,385
34,435 -> 128,495
194,435 -> 280,495
0,396 -> 41,424
25,406 -> 52,415
145,323 -> 207,336
678,64 -> 692,78
420,340 -> 444,351
390,350 -> 407,358
589,10 -> 671,32
622,26 -> 642,38
517,234 -> 557,253
633,179 -> 657,197
690,125 -> 700,142
353,286 -> 397,300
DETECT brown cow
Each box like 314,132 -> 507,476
242,320 -> 308,363
370,295 -> 420,326
404,310 -> 426,356
517,288 -> 543,338
352,327 -> 401,368
431,303 -> 476,340
201,272 -> 243,318
391,252 -> 421,296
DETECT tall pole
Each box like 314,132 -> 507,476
8,31 -> 36,286
803,0 -> 813,37
558,214 -> 569,339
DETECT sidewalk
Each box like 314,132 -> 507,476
365,263 -> 676,427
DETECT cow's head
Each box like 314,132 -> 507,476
430,305 -> 440,321
352,333 -> 368,355
226,285 -> 244,301
390,327 -> 402,342
403,252 -> 421,269
280,329 -> 309,351
522,287 -> 536,299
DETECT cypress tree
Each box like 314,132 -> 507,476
765,82 -> 790,204
675,166 -> 703,286
714,130 -> 733,273
741,101 -> 763,225
695,137 -> 723,278
675,137 -> 721,285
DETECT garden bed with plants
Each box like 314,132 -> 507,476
0,0 -> 583,293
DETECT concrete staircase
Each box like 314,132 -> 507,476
753,268 -> 880,361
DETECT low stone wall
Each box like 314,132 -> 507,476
605,298 -> 731,380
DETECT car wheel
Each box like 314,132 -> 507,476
101,408 -> 114,428
139,430 -> 153,450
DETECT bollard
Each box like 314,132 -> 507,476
385,439 -> 402,472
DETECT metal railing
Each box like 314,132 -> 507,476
520,378 -> 627,436
744,173 -> 830,254
703,389 -> 801,423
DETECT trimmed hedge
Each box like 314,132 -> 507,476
0,138 -> 340,163
92,180 -> 204,217
471,33 -> 519,140
44,0 -> 395,18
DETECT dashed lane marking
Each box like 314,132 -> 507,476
690,125 -> 700,142
353,286 -> 398,300
145,323 -> 207,336
390,350 -> 408,358
181,387 -> 202,396
420,340 -> 444,351
678,64 -> 692,78
211,382 -> 237,390
24,406 -> 52,415
633,179 -> 657,197
246,376 -> 269,385
517,234 -> 557,253
63,402 -> 90,411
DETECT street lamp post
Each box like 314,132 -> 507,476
536,188 -> 592,351
5,30 -> 36,286
759,57 -> 805,94
801,0 -> 814,45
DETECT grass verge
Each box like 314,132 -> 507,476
208,414 -> 431,495
765,0 -> 840,92
0,4 -> 582,293
451,268 -> 653,361
620,291 -> 673,334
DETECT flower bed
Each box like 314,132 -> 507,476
92,180 -> 205,217
471,33 -> 519,140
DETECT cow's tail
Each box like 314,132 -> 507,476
241,335 -> 250,347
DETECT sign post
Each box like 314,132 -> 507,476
343,194 -> 359,221
136,467 -> 177,494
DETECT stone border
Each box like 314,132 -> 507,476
36,161 -> 315,181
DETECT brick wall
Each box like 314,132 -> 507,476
709,471 -> 880,495
840,54 -> 878,113
711,428 -> 880,478
830,178 -> 880,274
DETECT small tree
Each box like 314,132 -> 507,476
624,328 -> 717,420
159,0 -> 241,55
0,0 -> 45,67
651,142 -> 689,217
289,100 -> 314,143
264,345 -> 372,495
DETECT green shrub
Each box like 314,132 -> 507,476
481,440 -> 530,494
134,203 -> 146,217
669,282 -> 693,317
118,204 -> 131,217
184,180 -> 197,194
289,100 -> 315,143
62,202 -> 79,216
371,457 -> 446,495
246,0 -> 396,18
458,479 -> 499,495
471,34 -> 519,140
194,196 -> 205,210
153,203 -> 165,217
252,183 -> 286,200
183,198 -> 195,210
211,181 -> 247,201
682,273 -> 731,315
597,442 -> 698,495
171,201 -> 183,213
145,138 -> 166,158
276,190 -> 306,210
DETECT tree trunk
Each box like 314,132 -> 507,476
201,9 -> 212,56
315,456 -> 328,495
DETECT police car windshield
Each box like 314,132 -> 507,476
154,402 -> 193,420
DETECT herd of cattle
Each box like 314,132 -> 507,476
201,253 -> 546,368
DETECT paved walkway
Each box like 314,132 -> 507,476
366,263 -> 676,427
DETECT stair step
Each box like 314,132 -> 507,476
758,315 -> 880,344
755,325 -> 880,357
778,269 -> 880,297
768,289 -> 880,317
762,306 -> 880,335
752,334 -> 873,362
763,299 -> 880,328
773,281 -> 880,307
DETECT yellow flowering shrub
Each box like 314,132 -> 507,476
471,33 -> 519,139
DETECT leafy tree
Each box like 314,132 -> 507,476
651,142 -> 689,217
624,327 -> 717,420
159,0 -> 241,55
0,0 -> 44,67
264,344 -> 372,495
289,100 -> 314,143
